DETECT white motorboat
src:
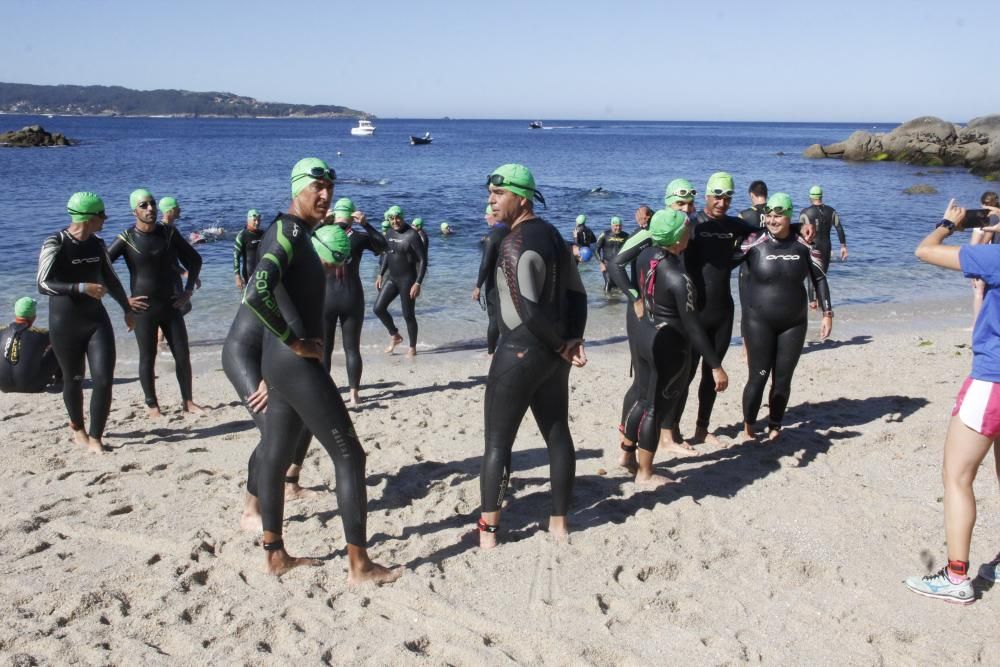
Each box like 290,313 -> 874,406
351,119 -> 376,136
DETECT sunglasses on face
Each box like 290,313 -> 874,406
765,206 -> 791,216
293,166 -> 337,182
708,189 -> 735,198
670,188 -> 697,198
137,201 -> 156,210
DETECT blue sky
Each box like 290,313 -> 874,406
2,0 -> 998,123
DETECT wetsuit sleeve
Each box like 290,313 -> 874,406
169,229 -> 202,292
608,231 -> 651,302
37,234 -> 78,296
362,223 -> 388,254
731,232 -> 759,267
666,268 -> 723,369
807,246 -> 833,312
476,233 -> 499,289
105,233 -> 125,263
98,238 -> 132,312
243,219 -> 296,343
413,234 -> 427,284
233,231 -> 245,277
562,241 -> 588,341
595,232 -> 607,261
832,210 -> 846,245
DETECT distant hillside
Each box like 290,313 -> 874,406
0,82 -> 367,118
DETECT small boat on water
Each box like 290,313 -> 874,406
410,132 -> 432,145
351,119 -> 376,136
529,121 -> 543,129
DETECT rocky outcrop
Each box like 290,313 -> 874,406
804,115 -> 1000,178
0,125 -> 74,147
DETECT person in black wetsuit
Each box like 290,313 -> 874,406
108,189 -> 204,417
37,192 -> 134,453
739,180 -> 768,227
736,193 -> 833,443
472,204 -> 510,355
479,163 -> 587,549
799,185 -> 847,307
241,157 -> 398,583
0,297 -> 60,394
233,209 -> 265,291
412,217 -> 429,252
607,179 -> 700,471
320,197 -> 387,406
672,172 -> 758,447
227,224 -> 352,532
574,214 -> 598,248
595,216 -> 629,293
374,205 -> 427,358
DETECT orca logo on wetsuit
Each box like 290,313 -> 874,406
71,257 -> 101,264
765,255 -> 799,261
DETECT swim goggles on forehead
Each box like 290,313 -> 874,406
293,166 -> 337,182
311,236 -> 349,265
485,174 -> 547,206
669,188 -> 697,198
708,188 -> 735,198
764,205 -> 791,216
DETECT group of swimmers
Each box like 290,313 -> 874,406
22,156 -> 854,584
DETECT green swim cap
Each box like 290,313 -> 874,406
809,185 -> 823,198
290,157 -> 335,198
130,188 -> 155,211
610,216 -> 622,226
576,214 -> 587,226
312,224 -> 350,265
766,193 -> 794,217
159,196 -> 178,213
386,205 -> 403,219
490,163 -> 536,201
705,172 -> 735,196
665,178 -> 696,206
66,191 -> 106,223
649,209 -> 688,247
247,208 -> 260,219
412,218 -> 424,229
14,297 -> 37,319
333,198 -> 355,219
381,220 -> 391,231
440,222 -> 450,232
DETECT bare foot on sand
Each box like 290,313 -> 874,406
240,493 -> 263,532
690,427 -> 724,447
264,548 -> 321,576
285,483 -> 320,501
86,437 -> 106,455
348,388 -> 361,408
618,443 -> 638,474
739,424 -> 759,446
384,333 -> 403,354
764,428 -> 782,444
548,516 -> 569,542
147,406 -> 163,419
347,546 -> 402,586
183,401 -> 207,415
405,346 -> 416,359
660,430 -> 698,458
70,427 -> 89,447
634,471 -> 675,488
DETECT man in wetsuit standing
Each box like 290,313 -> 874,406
739,180 -> 768,227
472,204 -> 510,355
38,192 -> 134,453
321,197 -> 387,405
595,216 -> 629,293
234,209 -> 264,291
673,172 -> 757,446
374,205 -> 427,358
108,189 -> 205,417
0,297 -> 60,394
799,185 -> 847,307
242,157 -> 398,583
478,163 -> 588,549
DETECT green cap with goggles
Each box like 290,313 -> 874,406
14,296 -> 37,320
312,224 -> 351,265
247,208 -> 260,219
130,188 -> 155,211
385,205 -> 403,220
649,209 -> 689,247
66,192 -> 106,223
291,157 -> 335,198
705,172 -> 735,198
664,178 -> 696,206
488,163 -> 543,204
765,193 -> 794,218
809,185 -> 823,199
610,216 -> 622,226
333,197 -> 355,219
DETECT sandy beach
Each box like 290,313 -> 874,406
1,312 -> 997,665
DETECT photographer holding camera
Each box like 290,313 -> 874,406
906,198 -> 1000,604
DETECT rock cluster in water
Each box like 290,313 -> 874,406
0,125 -> 75,147
804,115 -> 1000,179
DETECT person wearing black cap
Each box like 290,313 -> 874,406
739,180 -> 769,227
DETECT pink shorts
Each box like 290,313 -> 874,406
952,377 -> 1000,438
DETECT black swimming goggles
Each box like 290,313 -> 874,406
293,166 -> 337,183
68,207 -> 107,218
708,188 -> 735,198
486,174 -> 546,207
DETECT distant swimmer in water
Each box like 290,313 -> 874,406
798,185 -> 847,309
320,197 -> 388,406
0,297 -> 61,394
440,221 -> 453,236
479,163 -> 587,548
241,157 -> 399,582
735,193 -> 832,443
374,205 -> 427,358
108,189 -> 205,417
595,216 -> 629,293
473,204 -> 510,356
234,209 -> 265,291
37,192 -> 134,453
738,180 -> 768,227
